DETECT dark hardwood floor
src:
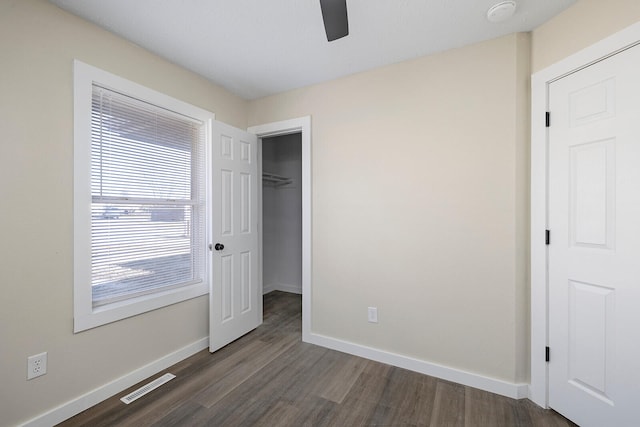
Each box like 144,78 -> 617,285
59,291 -> 576,426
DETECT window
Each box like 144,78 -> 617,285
74,61 -> 212,332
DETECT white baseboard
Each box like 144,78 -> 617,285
263,283 -> 302,295
22,337 -> 209,427
306,332 -> 529,400
262,282 -> 276,295
22,329 -> 529,426
527,384 -> 534,402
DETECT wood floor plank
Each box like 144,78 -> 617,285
149,400 -> 206,427
289,396 -> 338,427
319,361 -> 396,426
193,343 -> 329,426
319,392 -> 383,427
57,291 -> 578,427
193,332 -> 299,408
307,351 -> 368,403
464,386 -> 518,427
429,380 -> 465,427
515,399 -> 580,427
253,401 -> 301,426
378,367 -> 438,426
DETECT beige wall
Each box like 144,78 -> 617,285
514,32 -> 531,384
0,1 -> 247,425
532,0 -> 640,72
249,33 -> 531,384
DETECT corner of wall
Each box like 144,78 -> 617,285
515,31 -> 532,383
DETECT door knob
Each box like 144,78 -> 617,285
214,243 -> 224,251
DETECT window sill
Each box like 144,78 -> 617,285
73,281 -> 208,333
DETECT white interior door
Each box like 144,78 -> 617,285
548,44 -> 640,426
209,120 -> 261,352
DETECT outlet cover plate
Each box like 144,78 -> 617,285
367,307 -> 378,323
27,352 -> 47,380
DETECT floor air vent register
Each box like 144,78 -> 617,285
120,373 -> 176,404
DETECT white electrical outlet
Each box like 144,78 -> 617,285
367,307 -> 378,323
27,352 -> 47,380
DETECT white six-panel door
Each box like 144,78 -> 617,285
209,120 -> 261,352
548,44 -> 640,426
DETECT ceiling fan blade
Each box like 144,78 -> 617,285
319,0 -> 349,42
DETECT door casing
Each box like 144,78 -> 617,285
248,116 -> 312,343
530,22 -> 640,408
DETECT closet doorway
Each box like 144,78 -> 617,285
249,116 -> 311,342
261,133 -> 302,296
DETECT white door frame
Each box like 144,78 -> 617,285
248,116 -> 312,343
530,22 -> 640,408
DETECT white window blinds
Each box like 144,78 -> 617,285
90,84 -> 205,307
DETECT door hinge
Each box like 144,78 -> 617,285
545,112 -> 550,128
545,346 -> 550,362
545,230 -> 550,245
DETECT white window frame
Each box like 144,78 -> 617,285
73,60 -> 213,332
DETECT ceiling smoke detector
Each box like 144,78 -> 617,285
487,1 -> 517,23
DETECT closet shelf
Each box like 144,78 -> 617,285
262,172 -> 293,187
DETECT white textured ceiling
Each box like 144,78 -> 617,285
50,0 -> 575,100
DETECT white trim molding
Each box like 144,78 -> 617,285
73,60 -> 212,332
530,21 -> 640,408
308,333 -> 529,400
22,337 -> 209,427
248,117 -> 312,343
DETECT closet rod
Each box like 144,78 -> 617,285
262,172 -> 293,187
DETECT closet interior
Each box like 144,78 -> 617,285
261,133 -> 302,295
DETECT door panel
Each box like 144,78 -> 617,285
210,121 -> 260,352
240,251 -> 251,312
548,44 -> 640,426
240,173 -> 251,233
567,280 -> 615,404
221,254 -> 233,321
221,169 -> 233,236
570,139 -> 615,248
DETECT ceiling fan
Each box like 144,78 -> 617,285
319,0 -> 349,42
